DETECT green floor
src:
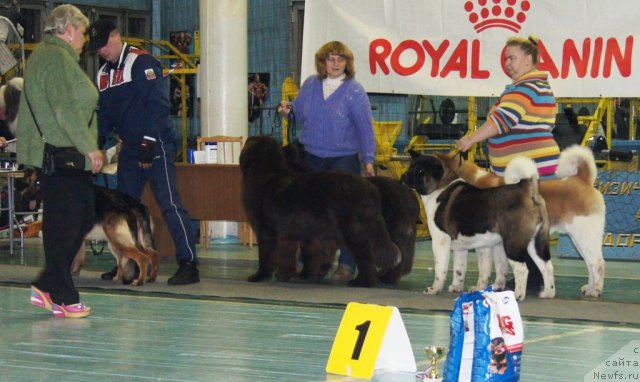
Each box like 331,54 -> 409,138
1,237 -> 640,381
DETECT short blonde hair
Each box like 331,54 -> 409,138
314,41 -> 355,80
506,34 -> 540,64
44,4 -> 89,35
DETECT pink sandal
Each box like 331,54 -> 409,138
30,286 -> 53,311
52,302 -> 91,318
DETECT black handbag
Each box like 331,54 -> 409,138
23,87 -> 89,175
42,142 -> 85,174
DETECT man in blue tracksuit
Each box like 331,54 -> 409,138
87,19 -> 199,285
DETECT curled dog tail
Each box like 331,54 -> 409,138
555,144 -> 598,185
504,156 -> 539,185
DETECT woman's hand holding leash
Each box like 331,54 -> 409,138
277,101 -> 292,114
364,163 -> 375,177
87,150 -> 105,174
456,134 -> 474,152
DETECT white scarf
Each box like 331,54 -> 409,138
323,74 -> 346,100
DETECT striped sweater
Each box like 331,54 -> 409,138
487,70 -> 560,178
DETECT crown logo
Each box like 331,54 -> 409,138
464,0 -> 531,33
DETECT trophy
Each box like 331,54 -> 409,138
424,346 -> 446,380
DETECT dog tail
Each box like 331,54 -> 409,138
555,144 -> 598,185
504,156 -> 539,185
136,205 -> 157,251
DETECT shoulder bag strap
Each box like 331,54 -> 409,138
22,86 -> 46,141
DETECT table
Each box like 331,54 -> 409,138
142,163 -> 247,258
0,169 -> 25,255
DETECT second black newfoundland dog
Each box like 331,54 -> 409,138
240,136 -> 403,287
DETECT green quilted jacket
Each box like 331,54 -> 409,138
17,34 -> 98,171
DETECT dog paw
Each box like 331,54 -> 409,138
538,289 -> 556,299
448,284 -> 464,293
580,284 -> 602,298
492,282 -> 506,291
275,271 -> 295,282
424,287 -> 441,295
514,292 -> 526,301
247,270 -> 272,282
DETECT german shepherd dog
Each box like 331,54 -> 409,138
71,186 -> 159,286
240,136 -> 402,287
438,145 -> 605,297
282,140 -> 419,284
401,151 -> 554,301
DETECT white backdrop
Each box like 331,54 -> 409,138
302,0 -> 639,97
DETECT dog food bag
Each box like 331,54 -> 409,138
443,290 -> 483,382
443,289 -> 523,382
472,290 -> 523,382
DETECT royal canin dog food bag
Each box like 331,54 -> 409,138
443,289 -> 523,382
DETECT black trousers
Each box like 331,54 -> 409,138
32,169 -> 95,305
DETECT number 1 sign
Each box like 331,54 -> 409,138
326,302 -> 417,379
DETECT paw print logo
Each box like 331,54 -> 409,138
464,0 -> 531,33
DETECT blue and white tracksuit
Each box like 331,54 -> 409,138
96,43 -> 197,265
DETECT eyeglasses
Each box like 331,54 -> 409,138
325,55 -> 346,64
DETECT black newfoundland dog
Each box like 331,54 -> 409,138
240,136 -> 402,287
282,140 -> 419,284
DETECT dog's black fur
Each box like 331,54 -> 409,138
72,186 -> 159,286
282,140 -> 419,284
240,136 -> 402,287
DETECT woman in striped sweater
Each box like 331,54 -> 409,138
456,35 -> 560,179
456,35 -> 560,292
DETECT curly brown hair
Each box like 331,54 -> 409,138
314,41 -> 355,80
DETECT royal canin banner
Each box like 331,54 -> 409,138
301,0 -> 638,97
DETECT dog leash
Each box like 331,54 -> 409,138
272,104 -> 297,142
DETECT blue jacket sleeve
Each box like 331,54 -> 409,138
349,81 -> 376,165
131,54 -> 171,142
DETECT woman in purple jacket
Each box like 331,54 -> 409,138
280,41 -> 376,281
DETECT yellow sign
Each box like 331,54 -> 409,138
326,302 -> 416,379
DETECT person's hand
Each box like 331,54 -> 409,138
0,137 -> 7,148
364,163 -> 375,177
276,101 -> 291,114
456,135 -> 475,152
138,136 -> 156,169
87,150 -> 104,174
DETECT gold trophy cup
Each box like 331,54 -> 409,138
424,346 -> 445,380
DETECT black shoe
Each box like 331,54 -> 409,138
101,266 -> 118,280
167,261 -> 200,285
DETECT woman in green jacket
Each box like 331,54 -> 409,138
17,4 -> 103,318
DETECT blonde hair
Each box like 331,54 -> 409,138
314,41 -> 355,80
44,4 -> 89,35
506,34 -> 540,64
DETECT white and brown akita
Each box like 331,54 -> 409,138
401,151 -> 555,301
438,145 -> 605,297
71,186 -> 159,286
